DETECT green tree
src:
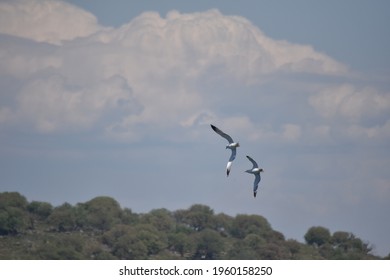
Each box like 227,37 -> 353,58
168,231 -> 195,258
33,234 -> 85,259
83,238 -> 116,260
48,203 -> 77,231
192,229 -> 225,259
227,240 -> 258,259
103,224 -> 148,259
79,196 -> 122,230
227,233 -> 265,259
285,239 -> 307,259
228,233 -> 290,260
230,214 -> 271,239
103,223 -> 167,259
213,213 -> 234,236
136,224 -> 168,256
27,201 -> 53,219
120,208 -> 138,225
331,231 -> 373,259
332,231 -> 351,250
140,208 -> 175,232
0,192 -> 28,209
27,201 -> 53,229
257,242 -> 290,259
0,192 -> 29,235
175,204 -> 215,231
304,226 -> 331,247
0,207 -> 29,235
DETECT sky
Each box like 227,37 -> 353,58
0,0 -> 389,256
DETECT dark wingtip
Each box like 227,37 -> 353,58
254,192 -> 257,198
210,124 -> 216,131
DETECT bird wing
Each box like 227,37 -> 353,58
229,147 -> 237,162
253,173 -> 261,197
246,155 -> 258,169
211,124 -> 234,144
226,161 -> 232,176
254,173 -> 261,187
226,148 -> 236,176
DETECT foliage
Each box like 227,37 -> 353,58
0,192 -> 385,260
304,227 -> 375,259
192,229 -> 225,259
0,192 -> 29,235
79,196 -> 123,230
231,214 -> 271,239
47,203 -> 78,232
27,201 -> 53,219
0,192 -> 28,209
304,226 -> 331,247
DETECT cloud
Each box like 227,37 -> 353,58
309,84 -> 390,122
0,35 -> 61,78
0,0 -> 101,45
101,9 -> 347,79
309,84 -> 390,141
0,3 -> 357,144
282,124 -> 302,142
346,121 -> 390,140
5,74 -> 141,133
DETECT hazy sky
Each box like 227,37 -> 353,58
1,0 -> 389,256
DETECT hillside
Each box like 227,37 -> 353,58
0,192 -> 387,260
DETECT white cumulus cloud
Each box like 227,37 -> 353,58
0,0 -> 101,45
0,2 -> 353,143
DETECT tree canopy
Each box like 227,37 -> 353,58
0,192 -> 384,260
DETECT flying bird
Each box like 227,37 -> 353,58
245,155 -> 264,197
210,124 -> 240,176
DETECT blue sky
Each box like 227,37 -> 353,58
0,0 -> 389,256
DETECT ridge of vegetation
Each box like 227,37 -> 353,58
0,192 -> 388,260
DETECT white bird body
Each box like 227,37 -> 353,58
245,155 -> 264,197
227,142 -> 239,149
210,124 -> 239,176
248,167 -> 262,173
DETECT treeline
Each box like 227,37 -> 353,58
0,192 -> 387,260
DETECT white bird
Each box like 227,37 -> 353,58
210,124 -> 240,176
245,155 -> 264,197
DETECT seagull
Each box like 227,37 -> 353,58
245,155 -> 264,197
210,124 -> 240,176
